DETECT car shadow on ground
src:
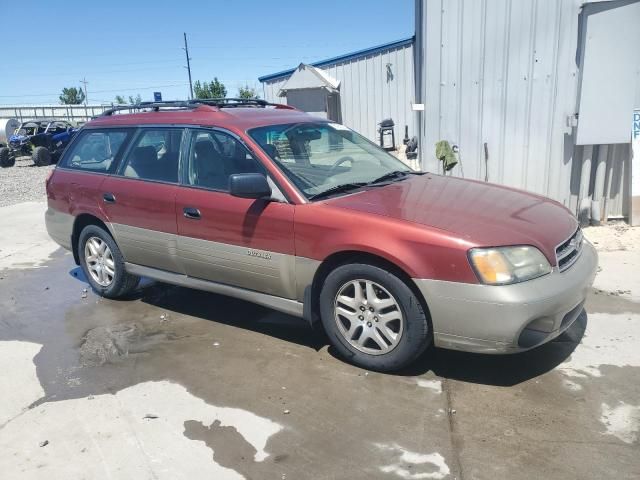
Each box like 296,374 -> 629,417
69,270 -> 587,387
138,281 -> 329,351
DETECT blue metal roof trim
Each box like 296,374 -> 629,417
258,36 -> 415,83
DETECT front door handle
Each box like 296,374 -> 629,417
103,192 -> 116,203
183,207 -> 201,219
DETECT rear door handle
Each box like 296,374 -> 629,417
183,207 -> 201,219
103,192 -> 116,203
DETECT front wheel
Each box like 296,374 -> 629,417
0,147 -> 14,168
319,263 -> 431,371
78,225 -> 139,299
32,146 -> 51,167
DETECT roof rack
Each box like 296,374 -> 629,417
101,98 -> 295,116
197,98 -> 270,107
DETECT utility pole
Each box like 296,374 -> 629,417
80,77 -> 88,105
183,33 -> 194,100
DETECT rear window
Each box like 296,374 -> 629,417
119,128 -> 184,183
61,129 -> 131,173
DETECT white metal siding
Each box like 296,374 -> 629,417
415,0 -> 636,219
604,143 -> 631,218
261,43 -> 416,144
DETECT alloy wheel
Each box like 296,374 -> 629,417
333,279 -> 404,355
84,236 -> 115,287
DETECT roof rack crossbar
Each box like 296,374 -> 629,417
100,98 -> 295,116
195,98 -> 269,107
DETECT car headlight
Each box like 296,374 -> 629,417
468,246 -> 551,285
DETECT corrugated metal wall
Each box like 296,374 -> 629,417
261,43 -> 416,143
415,0 -> 633,219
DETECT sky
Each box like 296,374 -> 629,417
1,0 -> 414,105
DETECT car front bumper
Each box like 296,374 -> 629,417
413,241 -> 598,354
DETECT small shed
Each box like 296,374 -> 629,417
277,64 -> 342,121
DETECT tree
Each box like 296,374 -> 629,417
237,84 -> 259,99
194,78 -> 227,99
128,94 -> 142,104
193,80 -> 205,98
59,87 -> 86,105
114,95 -> 126,104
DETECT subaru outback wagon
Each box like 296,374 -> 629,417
45,99 -> 598,371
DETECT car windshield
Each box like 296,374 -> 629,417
248,122 -> 413,200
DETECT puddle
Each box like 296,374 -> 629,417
185,419 -> 276,479
1,381 -> 283,479
79,322 -> 171,367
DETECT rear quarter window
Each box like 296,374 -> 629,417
61,129 -> 131,173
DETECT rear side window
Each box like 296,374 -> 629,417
61,129 -> 130,173
119,128 -> 183,183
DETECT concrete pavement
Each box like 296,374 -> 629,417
0,202 -> 638,479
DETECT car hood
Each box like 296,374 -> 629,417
326,174 -> 577,263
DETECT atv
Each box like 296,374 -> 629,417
0,119 -> 78,168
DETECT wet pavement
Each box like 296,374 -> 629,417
1,203 -> 639,479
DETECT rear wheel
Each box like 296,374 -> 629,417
320,263 -> 431,371
32,146 -> 51,167
0,147 -> 14,168
78,225 -> 139,299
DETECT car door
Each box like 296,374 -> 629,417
175,128 -> 297,299
54,128 -> 133,237
101,127 -> 186,274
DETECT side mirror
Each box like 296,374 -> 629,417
229,173 -> 272,199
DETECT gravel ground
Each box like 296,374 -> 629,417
0,156 -> 54,207
583,221 -> 640,252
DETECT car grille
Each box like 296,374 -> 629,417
555,228 -> 584,272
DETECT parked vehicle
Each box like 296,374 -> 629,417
0,119 -> 77,167
44,99 -> 598,371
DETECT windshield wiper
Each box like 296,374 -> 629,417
308,182 -> 369,201
368,170 -> 417,185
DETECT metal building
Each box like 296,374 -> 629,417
259,38 -> 416,145
415,0 -> 640,224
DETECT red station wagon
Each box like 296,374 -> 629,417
45,99 -> 598,371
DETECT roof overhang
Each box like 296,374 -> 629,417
259,36 -> 414,83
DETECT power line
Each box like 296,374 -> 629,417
0,83 -> 190,99
13,64 -> 186,78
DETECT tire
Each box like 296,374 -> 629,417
78,225 -> 140,299
32,146 -> 51,167
319,263 -> 431,372
0,147 -> 14,168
